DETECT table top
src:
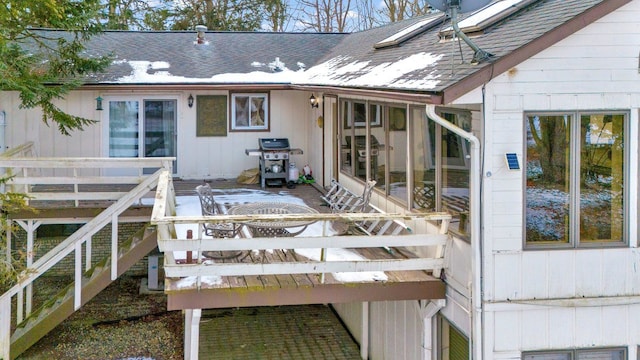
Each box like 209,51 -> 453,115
228,201 -> 319,229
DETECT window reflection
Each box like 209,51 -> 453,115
337,100 -> 473,240
385,106 -> 407,200
525,112 -> 626,247
579,114 -> 624,242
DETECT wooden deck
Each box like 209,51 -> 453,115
164,246 -> 445,310
158,179 -> 449,310
7,173 -> 448,312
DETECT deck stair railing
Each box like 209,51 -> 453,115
0,152 -> 174,360
151,171 -> 451,284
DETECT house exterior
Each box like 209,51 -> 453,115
2,0 -> 640,359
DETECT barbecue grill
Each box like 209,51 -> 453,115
245,138 -> 303,188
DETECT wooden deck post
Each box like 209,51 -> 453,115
361,301 -> 369,360
111,213 -> 118,280
184,309 -> 201,360
0,295 -> 10,360
418,299 -> 446,360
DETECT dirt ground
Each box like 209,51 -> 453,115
17,275 -> 361,360
18,275 -> 184,360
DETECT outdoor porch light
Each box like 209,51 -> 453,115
188,94 -> 194,108
95,96 -> 103,111
309,94 -> 319,108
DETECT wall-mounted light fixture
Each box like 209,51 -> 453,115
188,94 -> 194,108
95,96 -> 103,111
309,94 -> 319,108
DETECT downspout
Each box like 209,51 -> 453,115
425,105 -> 483,360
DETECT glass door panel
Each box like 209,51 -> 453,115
144,100 -> 177,174
109,101 -> 139,158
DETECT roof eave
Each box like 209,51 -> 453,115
81,83 -> 292,91
79,83 -> 443,104
290,84 -> 443,104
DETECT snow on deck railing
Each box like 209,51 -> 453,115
151,171 -> 451,283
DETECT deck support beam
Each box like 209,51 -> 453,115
167,280 -> 445,310
361,302 -> 369,360
184,309 -> 202,360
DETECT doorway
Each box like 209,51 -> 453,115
105,98 -> 177,175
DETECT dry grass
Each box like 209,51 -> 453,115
18,276 -> 183,360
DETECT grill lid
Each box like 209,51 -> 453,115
259,138 -> 290,150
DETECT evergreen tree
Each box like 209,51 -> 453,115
0,0 -> 112,135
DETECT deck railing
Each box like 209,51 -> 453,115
151,171 -> 452,284
0,154 -> 174,360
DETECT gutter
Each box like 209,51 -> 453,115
425,105 -> 482,360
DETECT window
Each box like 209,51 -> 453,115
523,348 -> 626,360
413,108 -> 471,239
231,93 -> 269,131
438,316 -> 469,360
107,98 -> 177,174
440,0 -> 534,37
525,112 -> 627,247
374,15 -> 445,49
379,106 -> 407,200
339,100 -> 381,181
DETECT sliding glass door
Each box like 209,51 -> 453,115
106,98 -> 177,174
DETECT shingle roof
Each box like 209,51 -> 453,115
28,0 -> 627,102
303,0 -> 616,97
47,30 -> 348,84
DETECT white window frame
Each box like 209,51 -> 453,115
230,92 -> 269,131
523,347 -> 627,360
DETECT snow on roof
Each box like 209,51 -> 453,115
112,51 -> 442,90
115,59 -> 307,84
304,52 -> 444,89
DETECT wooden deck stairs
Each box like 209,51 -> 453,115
8,225 -> 158,359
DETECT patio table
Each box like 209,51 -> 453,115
228,202 -> 319,237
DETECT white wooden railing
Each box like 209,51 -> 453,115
0,151 -> 174,360
1,157 -> 173,206
151,171 -> 451,284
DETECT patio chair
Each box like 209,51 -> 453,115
324,179 -> 376,213
195,184 -> 244,259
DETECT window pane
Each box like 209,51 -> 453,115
439,317 -> 469,360
440,112 -> 470,238
109,101 -> 139,158
340,101 -> 353,175
577,349 -> 625,360
525,115 -> 571,244
387,106 -> 407,204
249,96 -> 265,127
371,105 -> 385,189
144,100 -> 176,158
523,352 -> 571,360
354,129 -> 367,182
579,114 -> 624,243
234,96 -> 249,127
411,108 -> 435,211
